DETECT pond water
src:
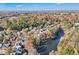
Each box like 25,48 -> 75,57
37,28 -> 64,55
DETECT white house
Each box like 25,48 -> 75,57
74,23 -> 79,26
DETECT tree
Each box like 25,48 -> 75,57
3,39 -> 8,44
0,35 -> 3,42
62,46 -> 74,55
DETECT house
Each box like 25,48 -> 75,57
74,22 -> 79,29
74,23 -> 79,26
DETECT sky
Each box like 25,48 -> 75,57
0,3 -> 79,11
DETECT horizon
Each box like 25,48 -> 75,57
0,3 -> 79,11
